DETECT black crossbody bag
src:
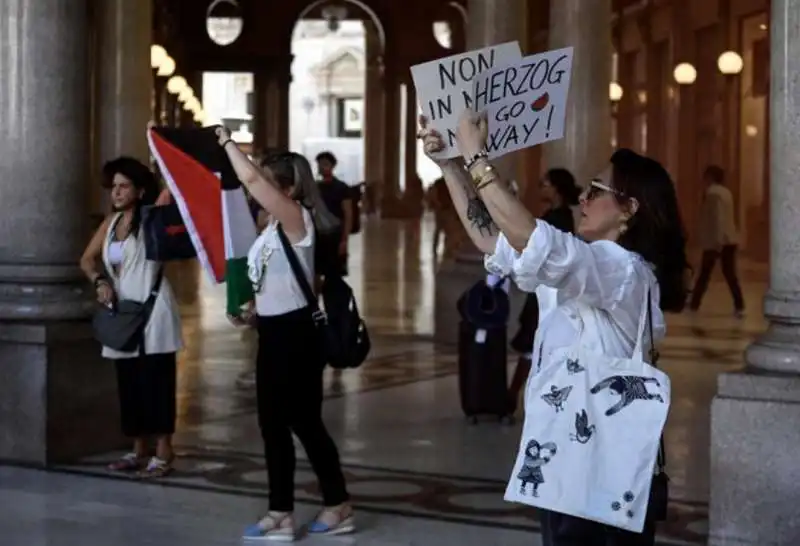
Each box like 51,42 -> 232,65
91,267 -> 164,354
646,297 -> 670,522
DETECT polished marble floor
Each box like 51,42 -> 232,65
3,215 -> 769,545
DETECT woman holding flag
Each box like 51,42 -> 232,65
215,127 -> 353,541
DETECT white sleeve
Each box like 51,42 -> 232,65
508,220 -> 641,312
484,233 -> 521,279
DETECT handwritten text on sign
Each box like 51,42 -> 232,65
410,42 -> 522,159
472,47 -> 574,159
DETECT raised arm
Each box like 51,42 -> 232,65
418,115 -> 498,254
215,127 -> 305,243
452,110 -> 536,252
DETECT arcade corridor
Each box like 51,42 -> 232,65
0,216 -> 766,546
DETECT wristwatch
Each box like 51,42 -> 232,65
470,161 -> 496,187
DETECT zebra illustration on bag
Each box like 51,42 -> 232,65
517,439 -> 558,497
590,375 -> 664,416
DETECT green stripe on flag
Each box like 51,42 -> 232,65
225,256 -> 253,316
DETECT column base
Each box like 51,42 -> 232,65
709,371 -> 800,545
433,257 -> 526,345
0,321 -> 125,465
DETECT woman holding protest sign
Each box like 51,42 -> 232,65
417,108 -> 688,545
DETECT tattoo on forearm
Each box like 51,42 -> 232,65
466,196 -> 497,235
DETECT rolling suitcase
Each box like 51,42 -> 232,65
456,275 -> 514,424
458,321 -> 513,423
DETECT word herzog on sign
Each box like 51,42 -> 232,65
474,53 -> 570,110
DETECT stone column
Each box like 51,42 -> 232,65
0,0 -> 124,464
401,82 -> 424,217
363,20 -> 385,214
253,62 -> 291,152
92,0 -> 153,215
380,71 -> 402,216
544,0 -> 612,185
708,1 -> 800,543
433,0 -> 525,343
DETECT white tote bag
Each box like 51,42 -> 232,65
503,291 -> 670,533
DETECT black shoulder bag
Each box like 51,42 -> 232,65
92,267 -> 164,353
277,225 -> 370,369
646,296 -> 670,522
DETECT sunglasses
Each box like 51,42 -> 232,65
585,179 -> 624,201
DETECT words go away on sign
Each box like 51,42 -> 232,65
472,47 -> 574,159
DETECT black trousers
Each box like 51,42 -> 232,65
114,352 -> 177,437
315,229 -> 348,278
256,307 -> 349,512
689,245 -> 744,311
541,510 -> 656,546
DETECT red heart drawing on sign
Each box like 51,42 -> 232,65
531,93 -> 550,112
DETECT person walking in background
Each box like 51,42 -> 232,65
508,168 -> 581,412
315,151 -> 353,282
689,165 -> 744,316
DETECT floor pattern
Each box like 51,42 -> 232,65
55,447 -> 708,546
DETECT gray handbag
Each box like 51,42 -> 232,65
91,267 -> 164,353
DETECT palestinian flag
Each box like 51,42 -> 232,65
147,126 -> 257,317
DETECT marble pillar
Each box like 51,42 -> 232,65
433,0 -> 525,344
363,19 -> 385,214
0,0 -> 124,464
708,1 -> 800,543
544,0 -> 612,186
402,83 -> 424,217
380,74 -> 402,214
92,0 -> 152,215
253,62 -> 291,153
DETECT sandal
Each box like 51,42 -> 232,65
107,452 -> 145,472
307,504 -> 355,536
137,456 -> 174,479
242,512 -> 295,542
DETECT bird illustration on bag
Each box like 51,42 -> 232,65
590,375 -> 664,416
518,439 -> 557,497
569,409 -> 595,443
566,358 -> 585,374
541,384 -> 573,412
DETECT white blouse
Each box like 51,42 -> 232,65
248,207 -> 316,317
485,221 -> 666,373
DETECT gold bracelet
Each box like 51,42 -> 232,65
469,159 -> 496,187
476,174 -> 499,191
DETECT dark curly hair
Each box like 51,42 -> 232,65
609,148 -> 689,313
544,168 -> 580,206
101,156 -> 160,236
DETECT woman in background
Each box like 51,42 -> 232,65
508,168 -> 580,411
79,157 -> 183,478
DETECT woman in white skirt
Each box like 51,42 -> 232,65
80,157 -> 183,478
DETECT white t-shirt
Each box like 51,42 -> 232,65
248,207 -> 316,317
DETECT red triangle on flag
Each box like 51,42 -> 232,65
148,129 -> 226,282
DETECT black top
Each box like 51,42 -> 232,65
318,178 -> 351,221
541,205 -> 575,235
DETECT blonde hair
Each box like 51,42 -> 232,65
262,152 -> 341,234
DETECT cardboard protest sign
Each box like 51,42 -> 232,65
410,42 -> 522,159
472,47 -> 574,159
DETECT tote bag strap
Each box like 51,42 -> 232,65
646,293 -> 667,474
631,285 -> 652,360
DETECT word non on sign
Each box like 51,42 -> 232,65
410,41 -> 522,159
